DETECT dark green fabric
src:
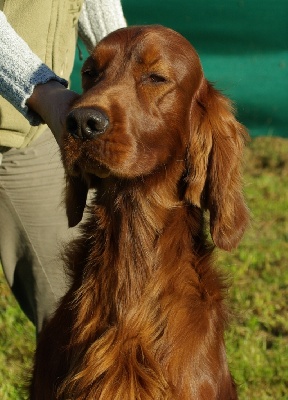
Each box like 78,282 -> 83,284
71,0 -> 288,137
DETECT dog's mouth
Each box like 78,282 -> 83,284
71,160 -> 111,180
84,163 -> 111,179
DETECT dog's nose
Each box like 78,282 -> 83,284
66,108 -> 109,140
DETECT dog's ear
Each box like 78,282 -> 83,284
65,175 -> 88,228
185,80 -> 250,251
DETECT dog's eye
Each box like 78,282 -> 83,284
149,74 -> 167,83
82,68 -> 102,82
143,73 -> 168,84
82,68 -> 95,77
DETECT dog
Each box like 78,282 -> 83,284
30,25 -> 249,399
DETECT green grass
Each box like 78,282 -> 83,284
1,137 -> 288,399
0,271 -> 35,399
222,137 -> 288,399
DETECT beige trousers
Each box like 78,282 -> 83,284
0,129 -> 70,333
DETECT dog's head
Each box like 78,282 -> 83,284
62,25 -> 249,250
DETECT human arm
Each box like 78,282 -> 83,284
26,81 -> 79,145
0,11 -> 80,143
78,0 -> 127,52
0,11 -> 70,127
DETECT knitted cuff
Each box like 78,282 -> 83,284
0,12 -> 68,126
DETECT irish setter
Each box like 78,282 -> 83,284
30,25 -> 249,399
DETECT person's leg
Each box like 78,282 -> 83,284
0,128 -> 69,332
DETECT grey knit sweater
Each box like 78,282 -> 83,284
0,0 -> 126,126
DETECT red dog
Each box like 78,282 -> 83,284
30,25 -> 249,399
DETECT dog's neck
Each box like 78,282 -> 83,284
79,168 -> 206,316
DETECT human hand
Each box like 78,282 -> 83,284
26,80 -> 80,145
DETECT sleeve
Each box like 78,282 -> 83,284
0,11 -> 68,126
78,0 -> 127,53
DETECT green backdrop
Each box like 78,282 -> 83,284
71,0 -> 288,138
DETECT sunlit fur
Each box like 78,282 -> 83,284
30,25 -> 249,399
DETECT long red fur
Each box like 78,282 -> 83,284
30,25 -> 249,399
